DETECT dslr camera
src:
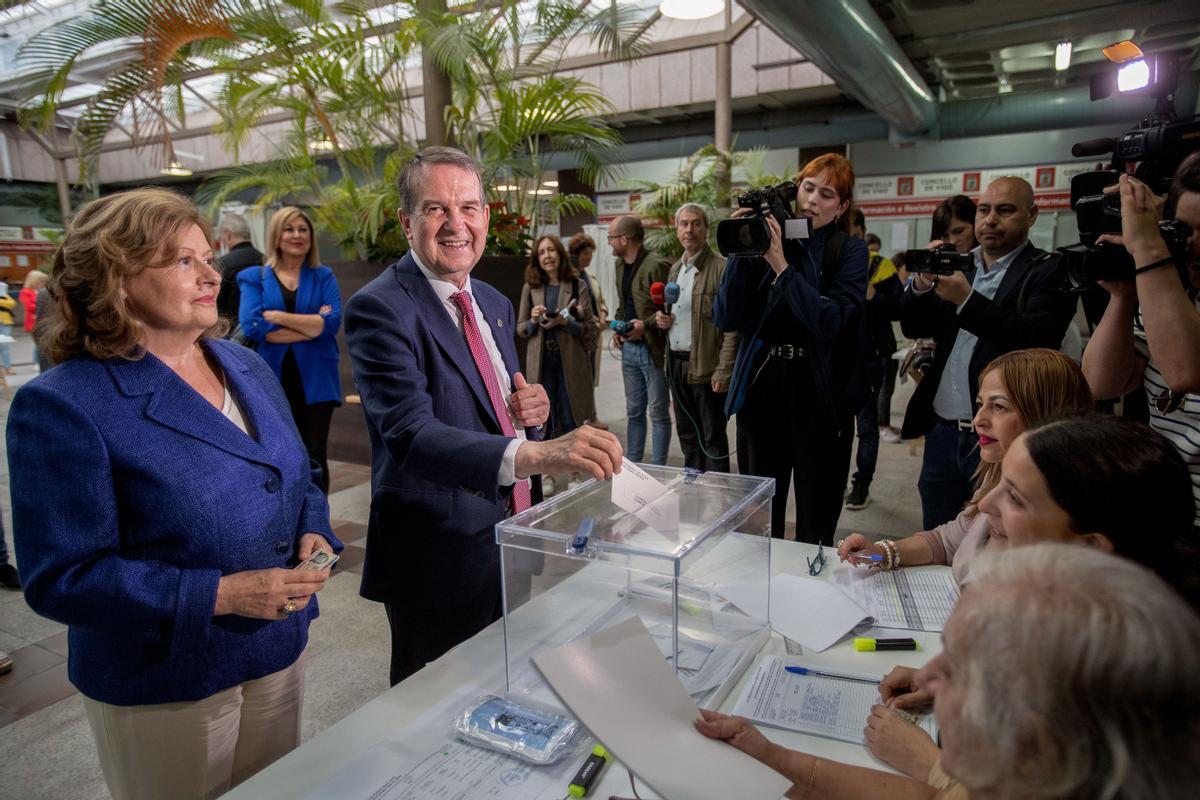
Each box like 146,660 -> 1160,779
905,246 -> 975,276
716,182 -> 799,257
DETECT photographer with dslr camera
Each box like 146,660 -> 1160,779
901,177 -> 1076,529
714,153 -> 868,543
1082,152 -> 1200,525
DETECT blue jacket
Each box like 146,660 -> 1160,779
238,264 -> 343,405
6,339 -> 342,706
345,254 -> 542,608
714,226 -> 869,420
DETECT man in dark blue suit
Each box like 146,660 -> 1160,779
346,147 -> 623,685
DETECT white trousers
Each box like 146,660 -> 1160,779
82,652 -> 305,800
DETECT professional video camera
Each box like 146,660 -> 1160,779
905,245 -> 975,276
716,182 -> 802,257
1061,47 -> 1200,291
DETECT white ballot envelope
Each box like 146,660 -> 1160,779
611,459 -> 680,532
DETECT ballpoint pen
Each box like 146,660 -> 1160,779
784,665 -> 879,684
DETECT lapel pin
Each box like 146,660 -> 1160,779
496,319 -> 504,327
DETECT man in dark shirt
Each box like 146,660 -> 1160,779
608,215 -> 671,464
215,213 -> 264,334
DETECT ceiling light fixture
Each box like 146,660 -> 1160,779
659,0 -> 723,21
527,189 -> 554,196
161,161 -> 193,177
1055,41 -> 1072,72
998,75 -> 1013,94
542,180 -> 559,187
309,138 -> 334,152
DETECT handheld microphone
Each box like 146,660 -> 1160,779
650,281 -> 666,309
1071,138 -> 1116,158
664,281 -> 681,315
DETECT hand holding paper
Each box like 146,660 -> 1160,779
611,458 -> 680,532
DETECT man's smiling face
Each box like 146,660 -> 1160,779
398,163 -> 490,288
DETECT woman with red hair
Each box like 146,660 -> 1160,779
714,153 -> 869,542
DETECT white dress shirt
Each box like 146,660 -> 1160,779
412,253 -> 526,486
668,252 -> 700,353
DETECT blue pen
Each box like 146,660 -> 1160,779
850,553 -> 884,562
785,666 -> 879,685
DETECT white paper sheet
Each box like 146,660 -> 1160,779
724,574 -> 875,652
533,617 -> 793,800
611,458 -> 680,532
833,566 -> 959,632
731,655 -> 938,745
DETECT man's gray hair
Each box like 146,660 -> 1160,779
949,544 -> 1200,799
397,146 -> 485,215
217,212 -> 251,241
675,203 -> 709,227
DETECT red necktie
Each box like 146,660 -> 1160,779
450,290 -> 532,514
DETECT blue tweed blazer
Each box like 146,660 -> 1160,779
6,338 -> 341,706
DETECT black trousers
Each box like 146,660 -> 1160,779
385,587 -> 503,686
736,355 -> 854,544
667,351 -> 731,473
280,351 -> 335,494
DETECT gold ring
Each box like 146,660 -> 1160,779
836,539 -> 845,549
284,600 -> 297,615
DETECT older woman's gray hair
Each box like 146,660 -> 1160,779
951,544 -> 1200,799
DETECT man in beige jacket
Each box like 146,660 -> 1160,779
655,204 -> 738,472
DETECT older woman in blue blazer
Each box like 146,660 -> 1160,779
7,189 -> 341,800
238,206 -> 342,492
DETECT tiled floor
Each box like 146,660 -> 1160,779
0,329 -> 923,798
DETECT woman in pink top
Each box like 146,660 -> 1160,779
837,348 -> 1093,584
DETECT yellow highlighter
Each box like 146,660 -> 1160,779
854,637 -> 920,651
568,744 -> 611,797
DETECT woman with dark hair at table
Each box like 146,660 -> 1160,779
714,153 -> 869,542
517,235 -> 597,446
238,206 -> 342,493
8,188 -> 341,800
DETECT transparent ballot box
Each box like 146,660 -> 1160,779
495,466 -> 774,711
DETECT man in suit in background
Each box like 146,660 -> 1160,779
346,147 -> 623,685
215,213 -> 264,333
900,176 -> 1075,528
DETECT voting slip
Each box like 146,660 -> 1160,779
722,573 -> 876,652
533,616 -> 792,800
732,654 -> 938,745
832,565 -> 959,632
611,458 -> 680,532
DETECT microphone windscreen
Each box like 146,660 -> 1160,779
1071,138 -> 1115,158
650,281 -> 666,305
664,282 -> 681,305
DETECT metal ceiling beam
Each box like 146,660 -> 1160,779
740,0 -> 937,135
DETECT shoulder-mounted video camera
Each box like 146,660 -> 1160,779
1060,51 -> 1199,291
716,182 -> 802,257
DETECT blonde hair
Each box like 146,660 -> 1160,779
264,206 -> 321,269
964,348 -> 1093,516
23,269 -> 49,290
43,188 -> 218,363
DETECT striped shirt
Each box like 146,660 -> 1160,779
1134,299 -> 1200,525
